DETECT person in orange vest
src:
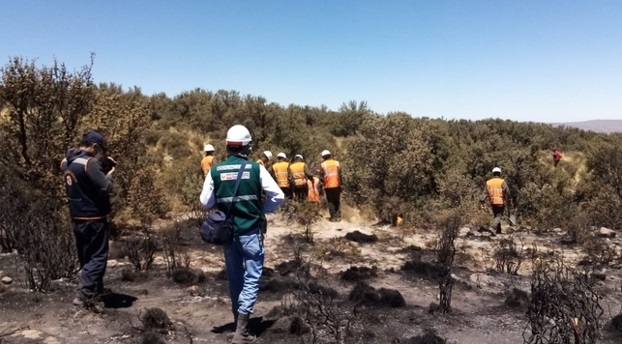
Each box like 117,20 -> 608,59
288,154 -> 314,201
201,144 -> 216,177
272,152 -> 292,199
307,175 -> 321,202
320,150 -> 343,222
257,151 -> 272,169
481,167 -> 512,235
552,149 -> 562,167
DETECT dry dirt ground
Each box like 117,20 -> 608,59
2,208 -> 622,344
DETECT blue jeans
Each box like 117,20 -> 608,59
224,228 -> 264,318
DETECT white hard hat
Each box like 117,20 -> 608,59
277,152 -> 286,159
204,144 -> 215,152
295,154 -> 303,160
492,167 -> 502,174
321,150 -> 331,157
263,151 -> 272,160
226,125 -> 252,146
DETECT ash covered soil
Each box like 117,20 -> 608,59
2,211 -> 622,344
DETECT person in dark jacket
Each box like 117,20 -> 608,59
61,131 -> 115,312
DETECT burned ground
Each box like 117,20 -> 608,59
1,214 -> 622,344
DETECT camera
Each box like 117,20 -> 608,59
100,155 -> 117,174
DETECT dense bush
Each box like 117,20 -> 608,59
0,57 -> 165,289
2,55 -> 621,265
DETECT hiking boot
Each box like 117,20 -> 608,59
72,292 -> 86,307
231,312 -> 256,343
86,301 -> 106,314
73,292 -> 106,314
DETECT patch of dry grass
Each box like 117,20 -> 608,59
312,238 -> 361,261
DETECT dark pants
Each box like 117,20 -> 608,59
73,220 -> 109,297
491,205 -> 505,234
280,187 -> 292,200
325,187 -> 341,220
293,186 -> 308,202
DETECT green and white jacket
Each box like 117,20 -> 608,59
200,155 -> 285,235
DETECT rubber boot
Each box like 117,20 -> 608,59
231,312 -> 256,343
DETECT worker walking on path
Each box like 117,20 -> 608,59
199,125 -> 285,344
288,154 -> 314,201
481,167 -> 512,235
320,150 -> 343,222
201,144 -> 216,177
272,152 -> 292,199
61,131 -> 115,313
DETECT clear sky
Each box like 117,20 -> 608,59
1,1 -> 620,122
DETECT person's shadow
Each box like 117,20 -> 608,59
102,292 -> 138,309
212,316 -> 276,336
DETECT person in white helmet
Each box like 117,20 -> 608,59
201,144 -> 216,177
288,154 -> 314,201
256,151 -> 272,170
320,150 -> 343,221
272,152 -> 292,199
481,167 -> 512,234
200,125 -> 285,343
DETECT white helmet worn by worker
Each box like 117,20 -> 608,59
295,154 -> 303,160
226,125 -> 252,146
263,151 -> 272,160
321,150 -> 331,157
204,144 -> 215,152
492,167 -> 502,174
277,152 -> 286,159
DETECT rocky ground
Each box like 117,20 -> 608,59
1,209 -> 622,344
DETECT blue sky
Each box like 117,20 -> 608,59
1,1 -> 620,122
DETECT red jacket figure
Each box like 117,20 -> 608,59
553,149 -> 562,167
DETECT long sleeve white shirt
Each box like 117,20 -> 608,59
200,163 -> 285,213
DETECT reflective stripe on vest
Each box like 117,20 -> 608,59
290,162 -> 307,186
321,159 -> 341,188
272,161 -> 290,187
486,178 -> 505,205
217,195 -> 259,203
72,157 -> 90,172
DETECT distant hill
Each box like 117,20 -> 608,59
552,119 -> 622,133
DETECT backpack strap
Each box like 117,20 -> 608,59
224,160 -> 247,218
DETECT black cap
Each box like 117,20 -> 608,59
83,131 -> 108,150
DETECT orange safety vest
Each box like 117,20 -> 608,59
272,161 -> 290,188
486,178 -> 505,205
321,159 -> 341,188
289,162 -> 308,187
201,156 -> 215,176
307,177 -> 320,202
